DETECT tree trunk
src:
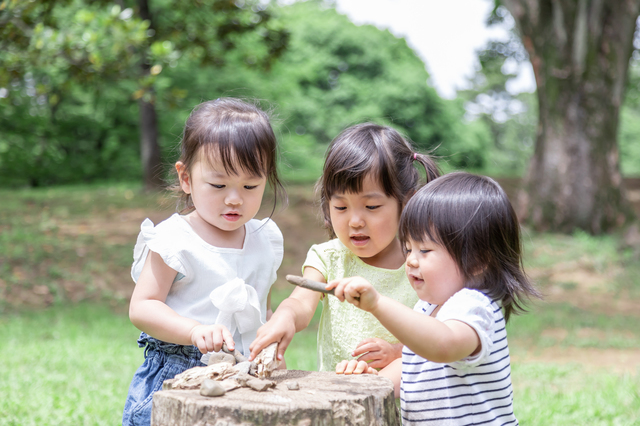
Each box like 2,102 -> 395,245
138,0 -> 164,191
502,0 -> 639,233
152,370 -> 400,426
139,96 -> 164,190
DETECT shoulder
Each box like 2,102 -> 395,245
437,288 -> 496,328
137,213 -> 191,245
248,218 -> 283,245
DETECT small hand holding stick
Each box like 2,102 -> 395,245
285,275 -> 335,295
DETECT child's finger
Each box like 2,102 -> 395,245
194,336 -> 208,354
354,360 -> 370,374
343,359 -> 359,375
209,329 -> 225,353
352,340 -> 378,356
221,328 -> 235,352
335,360 -> 349,374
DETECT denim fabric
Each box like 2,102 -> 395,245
122,333 -> 205,426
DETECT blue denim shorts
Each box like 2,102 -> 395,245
122,333 -> 205,426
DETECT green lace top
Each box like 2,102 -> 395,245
302,239 -> 418,371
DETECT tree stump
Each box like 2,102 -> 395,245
151,369 -> 400,426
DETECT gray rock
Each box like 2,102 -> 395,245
200,379 -> 226,397
285,381 -> 300,390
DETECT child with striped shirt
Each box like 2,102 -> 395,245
329,172 -> 540,425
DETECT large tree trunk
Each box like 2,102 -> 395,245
502,0 -> 639,233
138,0 -> 164,191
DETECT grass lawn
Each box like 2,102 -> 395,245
1,183 -> 639,425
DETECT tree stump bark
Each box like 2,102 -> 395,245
151,369 -> 400,426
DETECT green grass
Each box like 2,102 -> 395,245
513,363 -> 640,425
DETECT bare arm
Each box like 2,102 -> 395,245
129,250 -> 234,353
329,277 -> 480,364
248,267 -> 324,361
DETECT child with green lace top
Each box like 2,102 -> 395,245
249,123 -> 440,381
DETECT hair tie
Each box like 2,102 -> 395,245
413,153 -> 417,161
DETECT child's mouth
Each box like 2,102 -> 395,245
350,235 -> 369,246
223,213 -> 241,222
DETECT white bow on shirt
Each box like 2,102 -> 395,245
207,277 -> 262,359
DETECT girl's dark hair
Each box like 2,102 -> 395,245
398,172 -> 540,322
172,97 -> 286,215
318,122 -> 440,237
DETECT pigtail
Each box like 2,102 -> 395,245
413,152 -> 441,184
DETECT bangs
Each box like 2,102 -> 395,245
199,114 -> 271,178
322,131 -> 396,200
399,193 -> 446,248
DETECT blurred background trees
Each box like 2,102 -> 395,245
2,0 -> 640,234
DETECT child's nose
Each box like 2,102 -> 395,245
348,214 -> 364,228
225,190 -> 242,206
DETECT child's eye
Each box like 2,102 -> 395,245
210,184 -> 225,189
366,205 -> 381,210
333,206 -> 347,211
244,185 -> 259,190
420,249 -> 431,254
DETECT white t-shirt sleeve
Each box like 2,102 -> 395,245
131,216 -> 188,283
260,218 -> 284,285
436,288 -> 496,368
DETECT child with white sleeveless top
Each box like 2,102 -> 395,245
122,98 -> 286,426
330,172 -> 540,426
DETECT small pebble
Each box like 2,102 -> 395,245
200,379 -> 226,397
285,381 -> 300,391
246,378 -> 275,392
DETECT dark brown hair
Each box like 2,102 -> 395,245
172,98 -> 286,214
318,122 -> 440,237
398,172 -> 540,322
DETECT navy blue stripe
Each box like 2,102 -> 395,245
477,353 -> 510,368
490,343 -> 508,356
493,335 -> 507,345
403,372 -> 512,394
404,352 -> 510,372
402,401 -> 514,423
401,382 -> 512,404
404,362 -> 511,384
403,390 -> 513,413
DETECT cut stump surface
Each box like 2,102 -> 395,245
152,369 -> 400,426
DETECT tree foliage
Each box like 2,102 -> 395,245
0,0 -> 478,186
0,0 -> 288,187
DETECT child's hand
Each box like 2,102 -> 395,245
352,338 -> 403,369
189,324 -> 235,354
248,314 -> 296,362
326,277 -> 380,312
335,359 -> 378,375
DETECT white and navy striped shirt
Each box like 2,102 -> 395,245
400,289 -> 517,426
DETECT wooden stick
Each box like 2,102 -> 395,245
285,275 -> 335,295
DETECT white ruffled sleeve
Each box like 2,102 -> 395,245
436,288 -> 495,368
130,217 -> 188,283
260,218 -> 284,284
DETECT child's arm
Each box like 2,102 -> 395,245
248,267 -> 324,362
329,277 -> 481,364
129,250 -> 235,354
